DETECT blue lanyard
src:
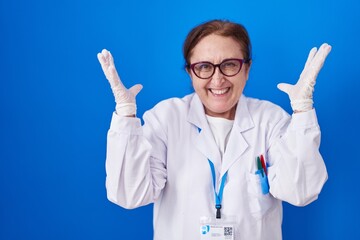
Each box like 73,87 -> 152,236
198,127 -> 228,219
208,160 -> 228,219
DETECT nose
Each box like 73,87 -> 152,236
211,67 -> 225,85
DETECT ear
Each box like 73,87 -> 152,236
185,67 -> 194,80
244,61 -> 252,81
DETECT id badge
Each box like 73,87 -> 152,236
200,216 -> 235,240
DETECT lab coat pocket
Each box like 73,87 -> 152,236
246,169 -> 277,220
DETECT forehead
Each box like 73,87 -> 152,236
190,34 -> 243,62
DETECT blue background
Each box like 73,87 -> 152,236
1,0 -> 359,239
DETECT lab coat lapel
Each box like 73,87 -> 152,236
187,94 -> 222,173
221,95 -> 254,177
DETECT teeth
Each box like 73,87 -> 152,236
211,88 -> 229,95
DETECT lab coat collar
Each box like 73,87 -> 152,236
187,94 -> 254,178
222,94 -> 254,176
187,94 -> 254,131
187,93 -> 207,131
233,94 -> 255,132
188,94 -> 222,173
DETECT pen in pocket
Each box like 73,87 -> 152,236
255,155 -> 269,194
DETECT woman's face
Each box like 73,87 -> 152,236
188,34 -> 250,120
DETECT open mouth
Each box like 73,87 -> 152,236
209,87 -> 230,96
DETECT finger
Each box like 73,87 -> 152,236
107,66 -> 124,89
98,49 -> 115,70
101,49 -> 110,60
97,51 -> 111,74
319,43 -> 332,52
98,53 -> 114,81
98,49 -> 110,64
102,49 -> 116,66
97,52 -> 107,67
277,83 -> 293,95
129,84 -> 143,97
303,47 -> 318,69
98,49 -> 125,88
299,47 -> 317,79
312,43 -> 332,69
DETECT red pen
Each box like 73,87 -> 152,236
260,154 -> 267,175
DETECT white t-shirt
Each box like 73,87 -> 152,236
206,115 -> 234,160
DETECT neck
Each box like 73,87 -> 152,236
204,106 -> 236,120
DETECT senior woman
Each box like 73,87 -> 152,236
98,19 -> 331,240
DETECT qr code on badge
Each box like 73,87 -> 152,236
224,226 -> 233,236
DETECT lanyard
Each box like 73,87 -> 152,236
198,127 -> 228,219
208,160 -> 228,219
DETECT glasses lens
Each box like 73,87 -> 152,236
193,62 -> 214,79
220,59 -> 242,76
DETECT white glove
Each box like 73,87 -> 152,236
277,43 -> 332,112
97,49 -> 143,116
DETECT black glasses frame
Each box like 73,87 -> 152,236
188,58 -> 250,79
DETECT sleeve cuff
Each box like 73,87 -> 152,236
109,112 -> 142,134
289,108 -> 319,130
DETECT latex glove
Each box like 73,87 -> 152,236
97,49 -> 143,116
277,43 -> 332,112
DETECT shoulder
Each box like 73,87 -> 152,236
151,93 -> 193,113
244,96 -> 290,123
143,93 -> 194,122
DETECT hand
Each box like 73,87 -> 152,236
277,43 -> 332,112
97,49 -> 143,116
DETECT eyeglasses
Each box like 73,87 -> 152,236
188,58 -> 250,79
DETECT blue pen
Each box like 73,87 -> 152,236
256,156 -> 269,194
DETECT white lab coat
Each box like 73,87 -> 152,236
105,93 -> 328,240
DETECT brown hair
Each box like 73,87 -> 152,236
183,19 -> 252,69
